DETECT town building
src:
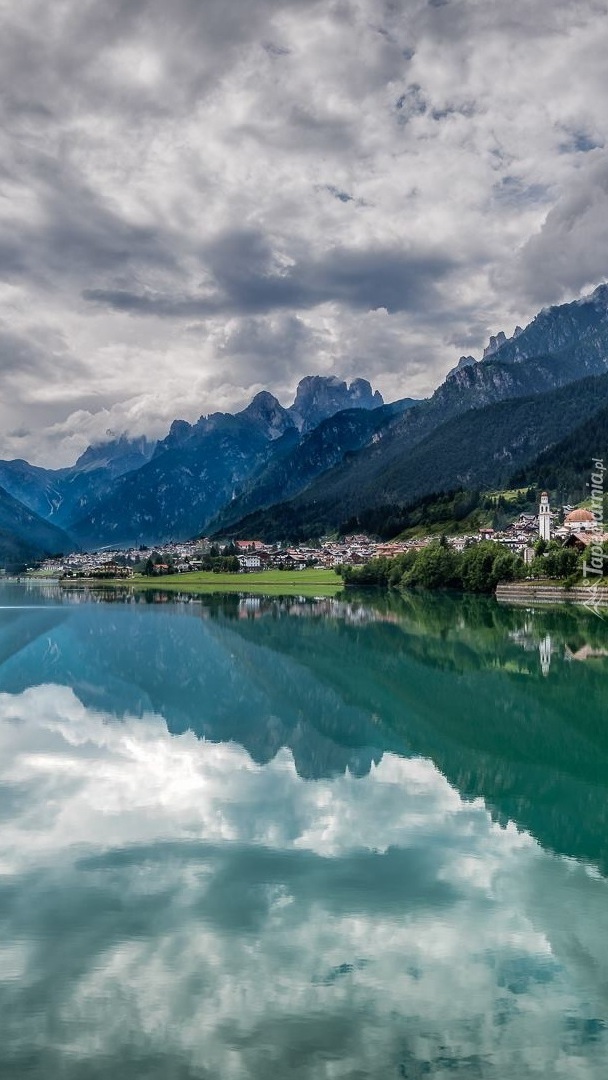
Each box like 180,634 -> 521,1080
563,531 -> 608,553
238,553 -> 262,571
562,508 -> 596,533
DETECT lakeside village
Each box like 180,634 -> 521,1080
33,490 -> 608,582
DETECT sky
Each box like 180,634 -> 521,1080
1,0 -> 608,466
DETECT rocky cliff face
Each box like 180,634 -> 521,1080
483,331 -> 508,359
226,371 -> 608,541
157,392 -> 295,456
0,375 -> 387,549
445,354 -> 476,380
445,285 -> 608,396
289,376 -> 383,432
0,436 -> 156,530
69,418 -> 286,548
433,284 -> 608,417
67,378 -> 385,546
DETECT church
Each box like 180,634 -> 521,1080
537,493 -> 608,552
562,508 -> 597,533
538,494 -> 598,542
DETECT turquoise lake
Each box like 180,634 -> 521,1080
1,583 -> 608,1078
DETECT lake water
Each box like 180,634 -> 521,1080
1,583 -> 608,1078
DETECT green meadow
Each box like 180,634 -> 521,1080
68,568 -> 344,596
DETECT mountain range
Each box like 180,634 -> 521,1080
0,377 -> 393,561
213,285 -> 608,539
1,284 -> 608,562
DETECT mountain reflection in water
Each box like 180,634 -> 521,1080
0,584 -> 607,1079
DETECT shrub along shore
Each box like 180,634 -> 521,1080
339,538 -> 608,595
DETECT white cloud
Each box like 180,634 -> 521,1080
0,0 -> 607,463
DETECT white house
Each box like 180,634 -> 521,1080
238,553 -> 262,571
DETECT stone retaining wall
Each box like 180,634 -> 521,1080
496,583 -> 608,607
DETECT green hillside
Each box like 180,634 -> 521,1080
221,373 -> 608,541
511,401 -> 608,500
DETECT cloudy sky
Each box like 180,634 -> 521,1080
1,0 -> 607,465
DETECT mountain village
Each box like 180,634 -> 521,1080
30,491 -> 608,581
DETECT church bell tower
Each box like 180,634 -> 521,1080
539,492 -> 551,542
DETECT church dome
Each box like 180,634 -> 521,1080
565,508 -> 595,524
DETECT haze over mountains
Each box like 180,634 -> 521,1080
2,284 -> 608,563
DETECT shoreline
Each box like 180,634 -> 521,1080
13,574 -> 608,609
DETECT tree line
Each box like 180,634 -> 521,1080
339,538 -> 593,594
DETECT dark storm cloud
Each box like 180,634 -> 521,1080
83,228 -> 457,317
0,159 -> 176,290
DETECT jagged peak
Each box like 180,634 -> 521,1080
240,391 -> 295,440
482,331 -> 508,360
241,390 -> 285,417
289,375 -> 384,432
294,374 -> 343,392
446,354 -> 477,380
168,418 -> 192,438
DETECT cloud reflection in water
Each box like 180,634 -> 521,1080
1,683 -> 607,1078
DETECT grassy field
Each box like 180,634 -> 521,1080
64,568 -> 345,596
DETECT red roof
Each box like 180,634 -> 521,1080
565,508 -> 595,523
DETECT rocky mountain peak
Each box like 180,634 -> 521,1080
482,331 -> 508,360
155,419 -> 194,455
240,391 -> 295,440
289,376 -> 384,432
73,434 -> 156,477
446,355 -> 477,380
478,283 -> 608,372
